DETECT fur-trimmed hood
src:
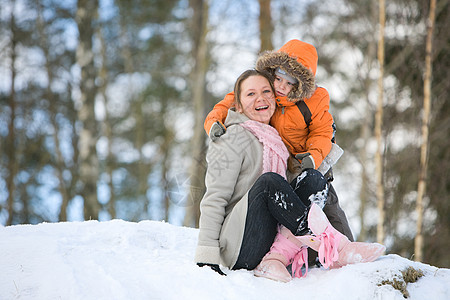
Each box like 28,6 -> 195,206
255,39 -> 317,102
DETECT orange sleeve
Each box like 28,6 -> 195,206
204,92 -> 235,135
305,87 -> 333,168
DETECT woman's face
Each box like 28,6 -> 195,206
237,75 -> 276,124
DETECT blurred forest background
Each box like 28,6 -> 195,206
0,0 -> 448,268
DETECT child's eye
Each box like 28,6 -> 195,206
288,82 -> 293,86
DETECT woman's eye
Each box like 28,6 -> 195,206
263,89 -> 272,93
247,92 -> 255,97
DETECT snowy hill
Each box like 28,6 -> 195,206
1,220 -> 449,300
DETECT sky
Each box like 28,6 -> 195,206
1,220 -> 449,300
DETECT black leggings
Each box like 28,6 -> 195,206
233,169 -> 328,270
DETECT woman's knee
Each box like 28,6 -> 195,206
248,172 -> 290,205
248,172 -> 283,204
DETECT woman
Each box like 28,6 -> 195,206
195,69 -> 385,282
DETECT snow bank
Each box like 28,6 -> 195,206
1,220 -> 449,300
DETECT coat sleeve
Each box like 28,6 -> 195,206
304,87 -> 333,168
204,92 -> 235,136
195,131 -> 243,265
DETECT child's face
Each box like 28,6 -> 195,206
274,75 -> 295,97
237,75 -> 276,124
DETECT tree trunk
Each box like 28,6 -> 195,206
358,103 -> 370,242
160,112 -> 173,222
68,83 -> 81,216
98,26 -> 116,219
6,7 -> 18,226
76,0 -> 100,220
53,111 -> 71,222
183,0 -> 209,227
415,0 -> 436,263
135,95 -> 149,219
258,0 -> 273,52
375,0 -> 386,244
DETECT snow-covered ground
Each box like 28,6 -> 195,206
1,220 -> 449,300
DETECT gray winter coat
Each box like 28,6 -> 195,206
194,109 -> 264,269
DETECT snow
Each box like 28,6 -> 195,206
1,220 -> 449,300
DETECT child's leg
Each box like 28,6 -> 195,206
323,184 -> 354,242
289,170 -> 353,265
307,184 -> 354,266
289,171 -> 353,240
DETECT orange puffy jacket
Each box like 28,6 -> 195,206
204,39 -> 334,169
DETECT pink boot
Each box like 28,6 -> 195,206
254,226 -> 309,282
302,203 -> 386,269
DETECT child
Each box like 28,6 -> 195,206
204,39 -> 354,243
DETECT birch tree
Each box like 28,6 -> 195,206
415,0 -> 436,262
375,0 -> 386,244
76,0 -> 100,220
98,26 -> 116,219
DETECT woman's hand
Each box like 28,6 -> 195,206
197,263 -> 227,276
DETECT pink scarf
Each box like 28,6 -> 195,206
240,120 -> 289,179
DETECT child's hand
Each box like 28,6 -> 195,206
209,121 -> 226,142
295,152 -> 315,170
